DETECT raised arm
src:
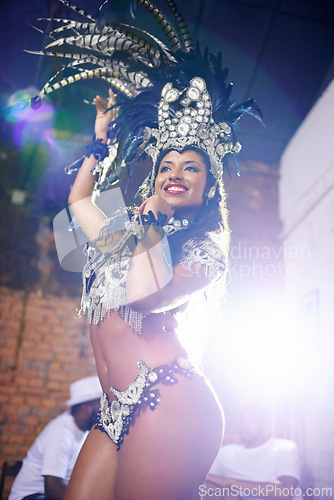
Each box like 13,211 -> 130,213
68,89 -> 117,242
126,195 -> 225,312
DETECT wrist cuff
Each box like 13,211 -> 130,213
86,138 -> 109,161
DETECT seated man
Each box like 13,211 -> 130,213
203,403 -> 302,499
9,376 -> 102,500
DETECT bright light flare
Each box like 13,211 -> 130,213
208,296 -> 313,397
176,291 -> 226,366
5,88 -> 54,124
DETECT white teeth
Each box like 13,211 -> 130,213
166,186 -> 186,193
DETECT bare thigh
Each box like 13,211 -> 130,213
64,428 -> 118,500
115,375 -> 224,500
65,375 -> 223,500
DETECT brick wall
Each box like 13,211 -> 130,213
0,286 -> 96,498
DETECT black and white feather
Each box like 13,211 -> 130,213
23,0 -> 262,191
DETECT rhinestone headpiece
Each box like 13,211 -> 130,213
140,77 -> 242,197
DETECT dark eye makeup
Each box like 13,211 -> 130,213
159,163 -> 201,174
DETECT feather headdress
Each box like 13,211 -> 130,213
25,0 -> 262,196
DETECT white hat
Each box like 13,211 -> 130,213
66,376 -> 102,406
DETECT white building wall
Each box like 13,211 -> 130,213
279,80 -> 334,495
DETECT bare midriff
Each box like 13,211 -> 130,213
90,309 -> 188,394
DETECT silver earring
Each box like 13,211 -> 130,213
204,184 -> 216,206
207,185 -> 216,200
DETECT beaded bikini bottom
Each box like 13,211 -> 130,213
94,356 -> 197,450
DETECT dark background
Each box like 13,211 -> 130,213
1,0 -> 333,163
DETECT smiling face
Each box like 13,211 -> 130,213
154,149 -> 208,217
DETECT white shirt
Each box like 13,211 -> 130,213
209,438 -> 302,499
9,411 -> 87,500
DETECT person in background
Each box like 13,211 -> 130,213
9,376 -> 102,500
203,403 -> 302,500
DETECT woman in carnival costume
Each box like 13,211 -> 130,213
28,1 -> 261,498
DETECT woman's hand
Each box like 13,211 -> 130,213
94,88 -> 118,140
127,194 -> 174,306
137,194 -> 174,222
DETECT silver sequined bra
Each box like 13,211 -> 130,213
80,217 -> 226,334
94,356 -> 198,450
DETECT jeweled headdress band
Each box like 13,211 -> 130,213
138,76 -> 242,198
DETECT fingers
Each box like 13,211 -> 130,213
135,199 -> 148,215
107,89 -> 118,120
136,195 -> 174,220
93,94 -> 107,112
93,89 -> 118,122
93,89 -> 116,109
108,88 -> 116,104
